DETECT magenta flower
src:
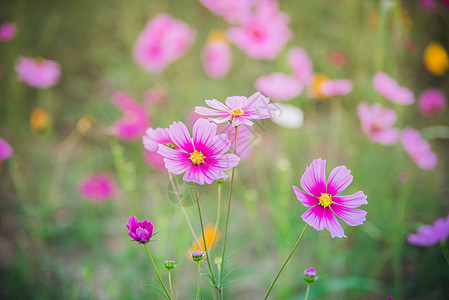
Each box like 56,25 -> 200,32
357,102 -> 400,145
201,31 -> 232,79
0,22 -> 16,42
143,127 -> 177,171
418,88 -> 446,116
157,118 -> 240,185
255,72 -> 303,101
227,0 -> 292,60
287,47 -> 314,85
320,79 -> 353,97
15,56 -> 61,89
195,92 -> 279,127
79,174 -> 115,202
373,72 -> 414,105
110,91 -> 149,141
126,216 -> 154,243
293,158 -> 368,238
133,13 -> 195,73
200,0 -> 250,24
401,127 -> 437,170
0,137 -> 13,161
408,214 -> 449,246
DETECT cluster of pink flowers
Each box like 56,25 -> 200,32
78,174 -> 116,202
0,22 -> 16,42
357,102 -> 400,145
110,91 -> 150,141
408,214 -> 449,246
133,13 -> 196,73
15,56 -> 61,89
373,72 -> 414,105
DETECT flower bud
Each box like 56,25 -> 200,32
303,268 -> 318,283
215,178 -> 225,184
163,260 -> 176,270
214,257 -> 222,265
191,250 -> 204,262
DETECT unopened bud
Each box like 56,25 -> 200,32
191,250 -> 204,262
303,268 -> 318,283
163,260 -> 176,270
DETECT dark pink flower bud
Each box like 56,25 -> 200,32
126,216 -> 154,244
303,267 -> 318,283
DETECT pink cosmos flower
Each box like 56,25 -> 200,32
15,56 -> 61,89
157,118 -> 240,185
320,79 -> 353,97
221,124 -> 253,160
201,31 -> 232,79
408,214 -> 449,246
126,216 -> 154,243
373,72 -> 414,105
133,13 -> 195,73
357,102 -> 400,145
79,174 -> 115,202
401,127 -> 437,170
200,0 -> 251,24
143,87 -> 167,106
110,91 -> 149,141
293,158 -> 368,238
143,127 -> 177,170
418,88 -> 446,116
0,137 -> 13,161
195,92 -> 279,127
255,72 -> 303,101
227,0 -> 292,60
287,47 -> 314,85
0,22 -> 16,42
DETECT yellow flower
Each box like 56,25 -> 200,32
30,107 -> 52,133
190,224 -> 221,253
423,43 -> 449,76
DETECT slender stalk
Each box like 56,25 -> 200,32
304,283 -> 311,300
193,183 -> 218,289
264,224 -> 309,300
211,183 -> 222,249
196,262 -> 201,300
168,172 -> 202,250
219,126 -> 238,298
441,244 -> 449,267
144,244 -> 172,300
168,270 -> 174,300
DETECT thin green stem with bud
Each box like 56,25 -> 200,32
193,183 -> 218,290
304,283 -> 311,300
168,270 -> 174,300
144,244 -> 172,300
264,224 -> 309,300
219,126 -> 238,300
196,261 -> 201,300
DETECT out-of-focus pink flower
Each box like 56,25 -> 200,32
255,72 -> 303,101
111,91 -> 149,141
202,30 -> 232,79
133,13 -> 196,73
227,0 -> 292,60
0,137 -> 13,161
143,87 -> 167,106
408,214 -> 449,246
15,56 -> 61,89
195,92 -> 279,127
293,158 -> 368,238
126,216 -> 154,243
0,22 -> 16,42
357,102 -> 399,145
78,174 -> 115,202
328,50 -> 349,69
401,127 -> 437,170
420,0 -> 437,12
220,124 -> 253,160
373,72 -> 414,105
200,0 -> 251,24
287,47 -> 314,85
418,88 -> 446,116
320,79 -> 353,97
157,119 -> 240,185
143,127 -> 177,171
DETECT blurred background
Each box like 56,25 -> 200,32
0,0 -> 448,299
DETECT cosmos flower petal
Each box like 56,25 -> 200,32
207,154 -> 240,170
169,121 -> 195,153
195,106 -> 227,116
158,145 -> 191,174
408,215 -> 449,247
204,134 -> 231,156
209,114 -> 233,124
327,165 -> 353,196
300,158 -> 327,197
301,205 -> 325,231
225,96 -> 246,109
205,99 -> 231,112
292,186 -> 319,207
322,208 -> 346,238
193,118 -> 217,152
183,164 -> 205,185
332,191 -> 367,208
331,204 -> 367,226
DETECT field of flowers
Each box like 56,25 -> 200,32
1,0 -> 449,299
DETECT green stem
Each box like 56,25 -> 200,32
440,244 -> 449,267
168,270 -> 174,300
211,183 -> 222,249
304,283 -> 311,300
196,262 -> 201,300
264,224 -> 309,300
219,126 -> 238,299
144,244 -> 172,300
193,183 -> 218,289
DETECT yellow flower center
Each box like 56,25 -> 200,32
190,150 -> 205,165
318,193 -> 332,208
229,108 -> 244,116
308,74 -> 330,99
